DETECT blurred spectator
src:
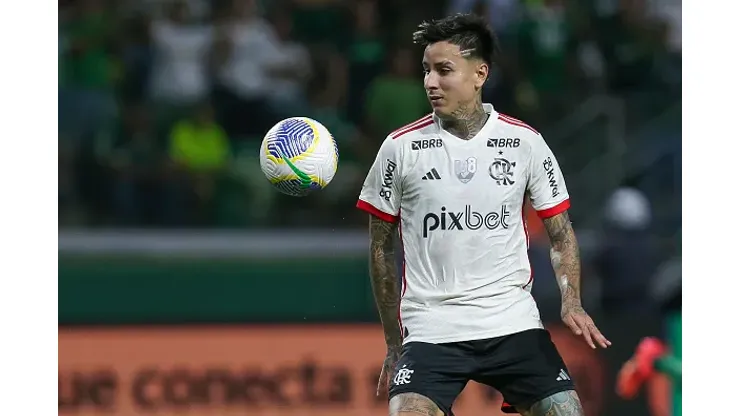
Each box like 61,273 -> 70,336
148,0 -> 212,131
289,0 -> 348,46
108,104 -> 163,225
211,0 -> 281,138
647,0 -> 680,54
343,0 -> 387,126
307,49 -> 369,209
514,0 -> 580,118
595,186 -> 657,313
118,12 -> 154,104
573,22 -> 607,89
264,9 -> 313,117
59,138 -> 79,224
364,47 -> 428,138
595,0 -> 663,92
647,0 -> 681,91
59,0 -> 118,141
448,0 -> 521,36
164,102 -> 231,225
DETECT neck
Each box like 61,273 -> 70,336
441,97 -> 488,140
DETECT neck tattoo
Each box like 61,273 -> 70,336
441,98 -> 488,140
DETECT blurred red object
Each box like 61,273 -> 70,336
616,337 -> 667,399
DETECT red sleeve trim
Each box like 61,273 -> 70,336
536,199 -> 570,219
356,200 -> 398,223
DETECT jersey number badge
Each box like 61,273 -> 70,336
454,157 -> 477,183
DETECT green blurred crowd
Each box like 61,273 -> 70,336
58,0 -> 680,228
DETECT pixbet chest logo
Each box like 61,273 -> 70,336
423,205 -> 511,238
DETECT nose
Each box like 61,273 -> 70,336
424,71 -> 440,92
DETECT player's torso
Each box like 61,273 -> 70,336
394,119 -> 542,343
397,125 -> 531,275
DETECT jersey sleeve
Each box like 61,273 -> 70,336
356,136 -> 403,223
527,134 -> 571,219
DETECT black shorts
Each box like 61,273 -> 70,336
388,328 -> 575,415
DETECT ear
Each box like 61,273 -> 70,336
475,63 -> 489,89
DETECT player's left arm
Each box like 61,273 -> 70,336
543,211 -> 609,348
527,133 -> 610,349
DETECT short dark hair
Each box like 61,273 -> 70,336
412,13 -> 500,68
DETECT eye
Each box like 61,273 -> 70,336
439,68 -> 452,75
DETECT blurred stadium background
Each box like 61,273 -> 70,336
58,0 -> 681,415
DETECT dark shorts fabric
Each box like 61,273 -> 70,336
388,329 -> 576,415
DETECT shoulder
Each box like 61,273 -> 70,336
495,112 -> 549,154
387,114 -> 436,143
375,114 -> 436,155
374,114 -> 435,165
496,113 -> 541,137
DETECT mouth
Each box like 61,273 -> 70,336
428,95 -> 444,106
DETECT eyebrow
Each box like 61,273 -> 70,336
422,59 -> 455,67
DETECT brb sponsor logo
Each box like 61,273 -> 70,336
379,159 -> 396,201
411,138 -> 443,151
423,205 -> 511,238
542,157 -> 559,197
487,138 -> 520,148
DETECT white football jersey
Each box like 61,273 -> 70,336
357,104 -> 570,344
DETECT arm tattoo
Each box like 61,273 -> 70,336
440,96 -> 488,140
368,216 -> 403,348
542,211 -> 583,312
520,390 -> 585,416
389,392 -> 444,416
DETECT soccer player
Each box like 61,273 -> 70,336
356,14 -> 611,416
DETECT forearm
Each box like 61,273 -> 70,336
543,211 -> 582,308
368,216 -> 403,348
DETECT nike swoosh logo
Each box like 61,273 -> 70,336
277,148 -> 312,189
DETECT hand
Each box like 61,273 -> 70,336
376,345 -> 402,396
561,303 -> 611,349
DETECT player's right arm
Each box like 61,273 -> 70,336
367,216 -> 402,348
356,136 -> 404,394
526,131 -> 610,349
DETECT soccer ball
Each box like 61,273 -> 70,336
259,117 -> 339,197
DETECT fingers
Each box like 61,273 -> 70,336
571,314 -> 612,349
574,315 -> 596,349
587,320 -> 612,348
